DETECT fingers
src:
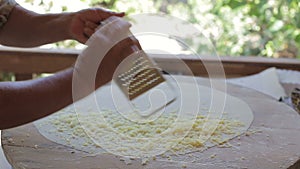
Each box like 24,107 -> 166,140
113,36 -> 142,63
83,10 -> 126,38
85,21 -> 98,30
110,11 -> 125,17
83,27 -> 95,38
95,36 -> 141,86
129,36 -> 142,50
100,36 -> 141,67
96,8 -> 125,20
78,8 -> 125,24
117,37 -> 141,53
77,34 -> 89,44
83,21 -> 98,38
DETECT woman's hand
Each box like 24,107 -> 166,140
72,16 -> 141,99
95,36 -> 141,87
68,8 -> 125,43
0,5 -> 125,47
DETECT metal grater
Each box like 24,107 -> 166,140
98,17 -> 176,116
113,45 -> 176,116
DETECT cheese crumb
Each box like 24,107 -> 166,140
141,158 -> 149,165
8,138 -> 14,143
210,154 -> 217,158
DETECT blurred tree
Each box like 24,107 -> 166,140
222,0 -> 300,58
14,0 -> 300,58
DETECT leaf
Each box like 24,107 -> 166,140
61,6 -> 68,12
269,20 -> 284,32
227,0 -> 247,9
295,34 -> 300,43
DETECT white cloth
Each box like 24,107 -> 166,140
276,69 -> 300,85
227,67 -> 287,99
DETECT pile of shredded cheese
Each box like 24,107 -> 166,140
49,110 -> 244,155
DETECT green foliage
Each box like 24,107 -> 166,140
89,0 -> 117,8
88,0 -> 299,58
17,0 -> 300,58
0,72 -> 15,81
223,0 -> 300,58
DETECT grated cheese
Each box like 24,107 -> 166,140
48,110 -> 245,156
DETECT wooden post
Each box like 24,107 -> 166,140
15,73 -> 33,81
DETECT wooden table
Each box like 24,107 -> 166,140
2,79 -> 300,169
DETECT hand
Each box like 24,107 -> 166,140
95,36 -> 141,87
68,8 -> 125,43
72,17 -> 141,99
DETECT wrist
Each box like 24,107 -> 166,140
56,12 -> 75,40
28,12 -> 75,44
64,12 -> 77,40
42,12 -> 75,41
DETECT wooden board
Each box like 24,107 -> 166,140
2,78 -> 300,169
1,47 -> 300,79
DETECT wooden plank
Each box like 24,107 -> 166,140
0,47 -> 300,77
15,74 -> 32,81
0,47 -> 78,74
152,54 -> 300,77
2,78 -> 300,169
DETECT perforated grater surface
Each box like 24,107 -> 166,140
113,45 -> 176,116
115,47 -> 165,100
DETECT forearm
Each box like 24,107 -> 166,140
0,68 -> 75,129
0,5 -> 74,47
0,16 -> 138,130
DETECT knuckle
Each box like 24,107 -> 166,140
128,35 -> 139,42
